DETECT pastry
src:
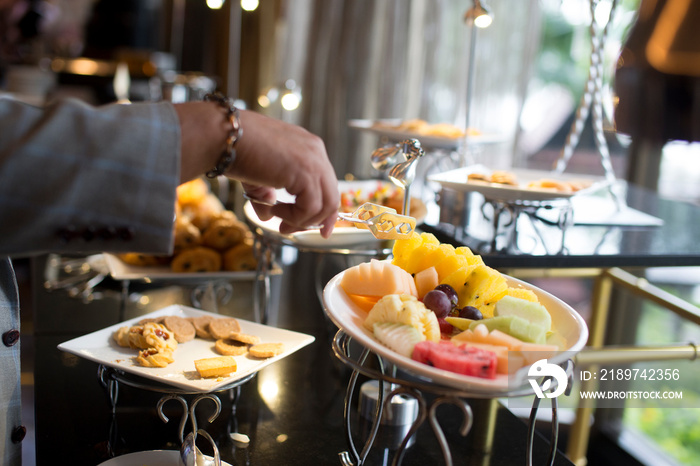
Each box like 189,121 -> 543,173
527,179 -> 573,193
194,356 -> 237,378
208,317 -> 241,340
177,178 -> 209,207
489,171 -> 518,186
118,253 -> 167,267
467,173 -> 490,182
127,322 -> 178,353
173,217 -> 202,254
162,315 -> 196,343
249,342 -> 285,358
113,326 -> 131,347
214,338 -> 250,356
170,246 -> 222,273
201,218 -> 249,251
136,348 -> 175,368
223,241 -> 258,272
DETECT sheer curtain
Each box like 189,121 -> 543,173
258,0 -> 542,179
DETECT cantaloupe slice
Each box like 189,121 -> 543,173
414,267 -> 439,300
347,293 -> 381,312
340,259 -> 417,298
458,341 -> 518,374
516,342 -> 559,365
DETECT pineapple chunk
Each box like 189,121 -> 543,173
364,294 -> 440,342
506,287 -> 539,302
458,265 -> 508,317
433,253 -> 468,283
391,231 -> 423,269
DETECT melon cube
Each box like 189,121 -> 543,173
516,342 -> 560,365
415,267 -> 439,300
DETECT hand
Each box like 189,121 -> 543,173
229,110 -> 339,238
176,103 -> 339,238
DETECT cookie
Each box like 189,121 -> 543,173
137,316 -> 165,325
223,242 -> 258,272
128,322 -> 178,353
215,338 -> 250,356
489,170 -> 518,186
249,342 -> 284,358
228,331 -> 260,345
162,315 -> 196,343
202,218 -> 249,251
189,315 -> 215,339
195,356 -> 237,378
113,326 -> 131,347
136,348 -> 175,368
208,317 -> 241,340
170,246 -> 222,273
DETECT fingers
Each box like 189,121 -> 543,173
242,184 -> 276,221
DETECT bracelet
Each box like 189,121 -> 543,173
203,92 -> 242,178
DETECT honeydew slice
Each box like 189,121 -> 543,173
495,295 -> 552,332
469,315 -> 546,344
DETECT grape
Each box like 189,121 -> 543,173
434,284 -> 458,308
422,290 -> 452,319
459,306 -> 483,320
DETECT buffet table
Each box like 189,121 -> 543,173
30,250 -> 575,465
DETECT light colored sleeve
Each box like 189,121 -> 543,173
0,96 -> 181,257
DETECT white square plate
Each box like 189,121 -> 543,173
58,305 -> 315,393
103,253 -> 259,281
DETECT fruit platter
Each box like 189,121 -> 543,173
322,232 -> 588,393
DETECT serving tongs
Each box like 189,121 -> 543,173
245,193 -> 416,240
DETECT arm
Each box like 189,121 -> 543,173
0,96 -> 180,257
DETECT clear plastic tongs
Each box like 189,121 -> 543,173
245,193 -> 416,240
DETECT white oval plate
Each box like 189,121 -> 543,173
323,270 -> 588,394
428,166 -> 611,202
97,450 -> 232,466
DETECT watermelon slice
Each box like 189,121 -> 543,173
411,341 -> 497,379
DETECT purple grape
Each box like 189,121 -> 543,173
422,290 -> 452,319
434,284 -> 458,308
459,306 -> 483,320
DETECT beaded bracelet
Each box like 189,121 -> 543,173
204,92 -> 242,178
